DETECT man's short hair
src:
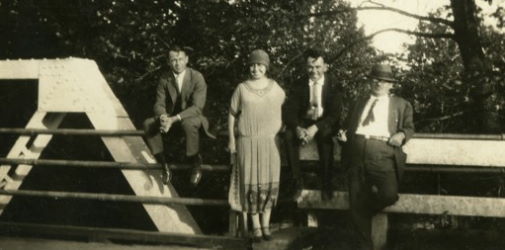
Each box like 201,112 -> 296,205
305,49 -> 325,61
168,45 -> 193,56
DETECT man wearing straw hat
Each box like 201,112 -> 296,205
339,64 -> 414,250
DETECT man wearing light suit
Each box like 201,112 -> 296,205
340,64 -> 414,250
143,45 -> 214,187
283,49 -> 343,201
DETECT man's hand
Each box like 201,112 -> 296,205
296,127 -> 309,145
296,127 -> 307,139
388,132 -> 405,147
306,107 -> 317,120
160,114 -> 169,122
159,114 -> 176,133
305,125 -> 318,142
337,129 -> 347,142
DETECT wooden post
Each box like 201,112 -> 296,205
241,212 -> 248,238
228,211 -> 248,237
228,211 -> 238,237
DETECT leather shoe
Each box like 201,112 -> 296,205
190,168 -> 202,186
189,154 -> 203,186
161,163 -> 171,184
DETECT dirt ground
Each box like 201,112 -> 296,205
3,225 -> 505,250
0,236 -> 206,250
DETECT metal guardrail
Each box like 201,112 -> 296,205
2,159 -> 504,174
413,133 -> 505,140
1,127 -> 505,140
0,128 -> 145,136
0,158 -> 230,171
0,189 -> 228,206
406,165 -> 505,173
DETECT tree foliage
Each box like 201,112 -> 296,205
2,0 -> 504,134
0,0 -> 378,131
397,4 -> 505,133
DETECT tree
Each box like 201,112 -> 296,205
384,0 -> 503,133
0,0 -> 379,139
399,12 -> 505,133
306,0 -> 504,132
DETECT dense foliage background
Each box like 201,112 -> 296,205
0,0 -> 379,131
1,0 -> 505,242
1,0 -> 503,133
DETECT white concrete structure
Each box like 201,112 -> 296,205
0,58 -> 200,234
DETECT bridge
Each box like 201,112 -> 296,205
0,58 -> 246,249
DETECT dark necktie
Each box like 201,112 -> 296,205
361,98 -> 378,126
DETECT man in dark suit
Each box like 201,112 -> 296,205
143,45 -> 214,187
340,64 -> 414,250
283,49 -> 343,200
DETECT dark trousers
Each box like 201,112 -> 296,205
347,135 -> 399,250
143,116 -> 202,157
284,124 -> 334,191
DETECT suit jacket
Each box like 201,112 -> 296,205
283,74 -> 343,134
153,67 -> 214,138
343,95 -> 414,180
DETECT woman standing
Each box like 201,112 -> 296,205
228,49 -> 285,241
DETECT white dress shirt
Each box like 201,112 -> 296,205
308,75 -> 325,118
356,95 -> 391,137
173,70 -> 186,93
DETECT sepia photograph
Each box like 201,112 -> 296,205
0,0 -> 505,249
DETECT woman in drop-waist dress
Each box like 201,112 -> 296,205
227,49 -> 285,241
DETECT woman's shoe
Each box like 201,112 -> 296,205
261,226 -> 272,241
252,228 -> 262,242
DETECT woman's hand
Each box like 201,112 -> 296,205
227,139 -> 236,154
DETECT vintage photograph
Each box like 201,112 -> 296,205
0,0 -> 504,249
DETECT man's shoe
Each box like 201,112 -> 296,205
190,168 -> 202,186
161,163 -> 171,185
189,154 -> 203,186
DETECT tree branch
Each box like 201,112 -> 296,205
134,65 -> 161,82
374,28 -> 455,39
418,111 -> 465,123
326,28 -> 453,64
362,0 -> 453,27
299,1 -> 454,28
